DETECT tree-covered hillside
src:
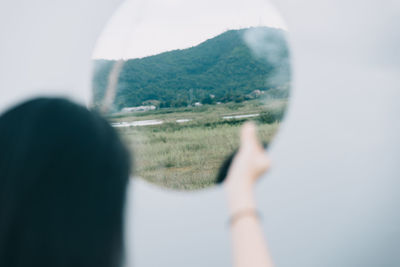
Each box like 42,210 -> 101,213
92,26 -> 290,111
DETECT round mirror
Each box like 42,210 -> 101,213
91,0 -> 291,191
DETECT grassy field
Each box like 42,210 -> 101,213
109,99 -> 287,190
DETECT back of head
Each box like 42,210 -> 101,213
0,98 -> 131,267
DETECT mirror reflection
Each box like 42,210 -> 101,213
92,0 -> 291,190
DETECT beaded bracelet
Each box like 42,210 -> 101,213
229,209 -> 261,226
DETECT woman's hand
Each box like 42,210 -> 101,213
225,121 -> 270,213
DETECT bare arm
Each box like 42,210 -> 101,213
225,122 -> 274,267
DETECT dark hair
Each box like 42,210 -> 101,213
0,98 -> 131,267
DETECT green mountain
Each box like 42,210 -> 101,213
92,26 -> 290,111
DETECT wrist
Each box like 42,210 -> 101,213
226,186 -> 256,215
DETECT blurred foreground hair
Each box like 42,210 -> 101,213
0,98 -> 131,267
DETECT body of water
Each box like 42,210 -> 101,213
112,114 -> 259,128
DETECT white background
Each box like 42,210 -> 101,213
0,0 -> 399,266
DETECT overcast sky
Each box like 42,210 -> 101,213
92,0 -> 287,59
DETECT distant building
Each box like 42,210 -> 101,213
248,89 -> 264,99
252,90 -> 262,96
121,105 -> 156,113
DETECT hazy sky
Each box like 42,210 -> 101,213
92,0 -> 287,59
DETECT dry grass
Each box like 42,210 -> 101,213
111,100 -> 285,190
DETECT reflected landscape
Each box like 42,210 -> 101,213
92,1 -> 291,190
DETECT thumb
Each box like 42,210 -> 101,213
240,121 -> 261,150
